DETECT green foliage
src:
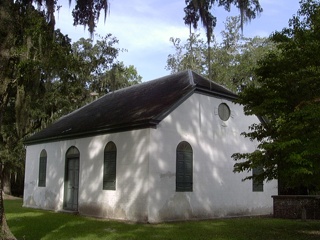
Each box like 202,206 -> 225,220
167,16 -> 275,92
233,0 -> 320,194
5,199 -> 320,240
72,35 -> 142,97
0,2 -> 48,175
72,0 -> 109,35
183,0 -> 262,44
166,33 -> 208,74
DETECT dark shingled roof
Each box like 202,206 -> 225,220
25,70 -> 237,145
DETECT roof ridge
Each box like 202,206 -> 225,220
187,69 -> 195,86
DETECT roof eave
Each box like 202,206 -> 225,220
24,120 -> 160,146
195,87 -> 238,101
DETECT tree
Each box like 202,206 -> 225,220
213,16 -> 276,91
102,63 -> 142,93
232,0 -> 320,195
72,36 -> 142,97
0,2 -> 84,239
166,16 -> 275,91
184,0 -> 262,41
0,2 -> 44,238
166,33 -> 208,74
231,36 -> 277,91
183,0 -> 263,77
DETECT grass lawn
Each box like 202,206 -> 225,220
4,199 -> 320,240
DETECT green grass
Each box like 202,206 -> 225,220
4,199 -> 320,240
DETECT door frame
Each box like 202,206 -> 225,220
63,146 -> 80,211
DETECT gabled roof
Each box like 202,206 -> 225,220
25,70 -> 237,145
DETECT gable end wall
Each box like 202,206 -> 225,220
147,93 -> 277,222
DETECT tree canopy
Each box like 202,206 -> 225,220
166,16 -> 275,92
72,36 -> 141,97
232,0 -> 320,194
184,0 -> 262,43
3,0 -> 263,39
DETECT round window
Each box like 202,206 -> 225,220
218,103 -> 231,121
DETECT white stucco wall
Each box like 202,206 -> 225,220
147,93 -> 278,222
24,92 -> 277,222
24,129 -> 150,222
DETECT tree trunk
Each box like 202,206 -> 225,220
0,1 -> 18,238
3,171 -> 11,196
0,164 -> 16,240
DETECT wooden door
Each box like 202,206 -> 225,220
64,148 -> 80,211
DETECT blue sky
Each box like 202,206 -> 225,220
56,0 -> 301,81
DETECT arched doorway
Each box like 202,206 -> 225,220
64,146 -> 80,211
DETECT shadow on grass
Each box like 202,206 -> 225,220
5,199 -> 320,240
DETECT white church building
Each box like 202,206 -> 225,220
23,70 -> 277,223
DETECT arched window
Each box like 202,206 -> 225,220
38,149 -> 47,187
66,146 -> 80,158
176,141 -> 193,192
103,142 -> 117,190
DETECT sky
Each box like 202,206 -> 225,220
55,0 -> 301,81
